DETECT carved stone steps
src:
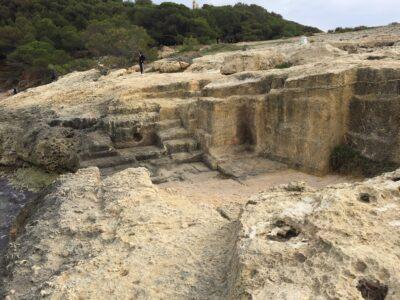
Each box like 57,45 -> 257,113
80,146 -> 165,169
79,149 -> 118,161
157,127 -> 190,143
156,119 -> 182,130
118,146 -> 165,161
170,151 -> 203,164
163,138 -> 198,154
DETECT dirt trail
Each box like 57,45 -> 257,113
159,168 -> 355,208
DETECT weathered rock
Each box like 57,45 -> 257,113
126,64 -> 141,73
228,169 -> 400,299
288,43 -> 347,65
0,124 -> 81,172
2,167 -> 400,299
158,46 -> 176,59
153,59 -> 191,73
2,167 -> 236,299
186,52 -> 230,72
220,50 -> 286,75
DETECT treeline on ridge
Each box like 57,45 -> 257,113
0,0 -> 320,89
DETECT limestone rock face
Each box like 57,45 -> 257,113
20,126 -> 81,172
2,167 -> 236,299
0,124 -> 81,172
220,50 -> 286,75
288,43 -> 347,65
186,52 -> 230,72
3,167 -> 400,299
153,59 -> 190,73
228,170 -> 400,299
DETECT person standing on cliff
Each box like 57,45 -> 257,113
138,51 -> 146,75
51,69 -> 58,82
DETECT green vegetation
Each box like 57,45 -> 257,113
199,44 -> 244,55
330,145 -> 398,178
0,0 -> 320,89
327,26 -> 371,34
275,62 -> 293,69
178,36 -> 201,52
0,166 -> 58,192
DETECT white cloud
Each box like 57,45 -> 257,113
153,0 -> 400,31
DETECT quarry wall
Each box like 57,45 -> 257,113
197,67 -> 400,174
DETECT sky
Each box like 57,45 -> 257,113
153,0 -> 400,31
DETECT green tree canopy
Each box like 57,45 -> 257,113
84,20 -> 153,59
0,0 -> 320,89
8,41 -> 70,68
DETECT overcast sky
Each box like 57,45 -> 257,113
153,0 -> 400,31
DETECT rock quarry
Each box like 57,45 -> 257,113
1,25 -> 400,299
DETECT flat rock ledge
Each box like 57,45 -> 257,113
2,167 -> 400,299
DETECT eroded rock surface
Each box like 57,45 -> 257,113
1,167 -> 237,299
0,25 -> 400,176
153,58 -> 191,73
220,50 -> 285,75
2,167 -> 400,299
229,172 -> 400,300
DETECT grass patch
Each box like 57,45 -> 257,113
330,145 -> 398,178
275,62 -> 293,69
9,167 -> 58,192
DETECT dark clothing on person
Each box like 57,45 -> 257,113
139,54 -> 145,64
51,70 -> 58,81
138,53 -> 146,74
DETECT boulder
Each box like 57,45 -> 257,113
126,64 -> 141,74
220,50 -> 286,75
186,52 -> 229,72
0,124 -> 81,172
153,59 -> 191,73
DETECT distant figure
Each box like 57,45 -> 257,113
138,51 -> 146,74
12,88 -> 17,95
50,69 -> 58,81
300,36 -> 308,45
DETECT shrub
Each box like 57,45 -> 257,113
84,20 -> 154,62
63,58 -> 97,72
275,62 -> 293,69
99,56 -> 130,69
8,41 -> 71,70
179,37 -> 200,52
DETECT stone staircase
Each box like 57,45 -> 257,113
79,146 -> 165,169
78,115 -> 203,178
156,119 -> 203,163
